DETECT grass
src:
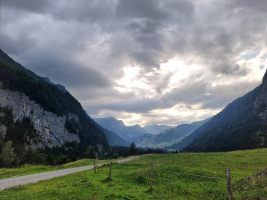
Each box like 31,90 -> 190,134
0,159 -> 106,179
0,149 -> 267,199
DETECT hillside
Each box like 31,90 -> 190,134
1,148 -> 266,199
135,119 -> 207,148
102,128 -> 129,147
0,49 -> 109,165
182,71 -> 267,152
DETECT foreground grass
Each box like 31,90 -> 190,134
0,159 -> 106,179
0,148 -> 267,200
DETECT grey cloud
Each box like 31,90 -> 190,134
155,72 -> 173,93
20,48 -> 111,89
0,31 -> 36,56
115,0 -> 195,69
164,81 -> 209,106
1,0 -> 53,12
202,81 -> 259,109
54,0 -> 116,23
163,78 -> 259,110
211,62 -> 250,76
0,0 -> 266,124
229,0 -> 267,13
91,98 -> 162,114
116,0 -> 168,21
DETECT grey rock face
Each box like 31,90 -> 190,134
0,88 -> 79,148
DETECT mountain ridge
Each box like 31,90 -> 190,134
182,71 -> 267,152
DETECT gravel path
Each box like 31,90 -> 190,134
0,156 -> 139,190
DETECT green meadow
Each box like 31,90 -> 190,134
0,148 -> 266,200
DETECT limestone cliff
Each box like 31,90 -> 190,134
0,88 -> 79,148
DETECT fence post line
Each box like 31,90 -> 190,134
225,168 -> 234,200
94,158 -> 97,173
108,161 -> 112,180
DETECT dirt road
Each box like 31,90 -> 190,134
0,156 -> 139,190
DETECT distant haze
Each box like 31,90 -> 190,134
0,0 -> 266,125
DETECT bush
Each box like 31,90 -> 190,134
0,141 -> 16,167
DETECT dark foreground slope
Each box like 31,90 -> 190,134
0,49 -> 109,165
183,71 -> 267,152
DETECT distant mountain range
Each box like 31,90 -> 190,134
94,116 -> 210,149
180,71 -> 267,152
135,119 -> 208,148
94,117 -> 148,142
143,124 -> 173,135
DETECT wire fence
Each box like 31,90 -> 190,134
146,161 -> 236,200
101,157 -> 259,200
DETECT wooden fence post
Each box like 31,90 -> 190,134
108,161 -> 112,180
94,158 -> 97,173
225,168 -> 234,200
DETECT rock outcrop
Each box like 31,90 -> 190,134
0,88 -> 79,148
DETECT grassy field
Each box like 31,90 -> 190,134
0,159 -> 107,179
0,149 -> 267,200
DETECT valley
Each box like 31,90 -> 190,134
1,0 -> 267,199
0,148 -> 266,200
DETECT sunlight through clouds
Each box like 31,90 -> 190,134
1,0 -> 267,125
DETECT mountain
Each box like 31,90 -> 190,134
143,124 -> 173,135
182,71 -> 267,152
135,119 -> 207,148
94,117 -> 147,142
101,129 -> 129,147
0,49 -> 109,165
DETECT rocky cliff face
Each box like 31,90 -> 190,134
0,88 -> 79,148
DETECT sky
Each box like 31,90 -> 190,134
0,0 -> 267,126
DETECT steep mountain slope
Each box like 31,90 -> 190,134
135,119 -> 207,148
94,117 -> 147,142
143,124 -> 173,135
182,71 -> 267,152
101,129 -> 130,147
0,49 -> 109,164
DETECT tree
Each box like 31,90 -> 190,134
129,142 -> 137,155
85,145 -> 95,158
0,141 -> 16,167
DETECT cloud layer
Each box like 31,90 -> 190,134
1,0 -> 267,125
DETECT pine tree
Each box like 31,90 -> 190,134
0,141 -> 16,167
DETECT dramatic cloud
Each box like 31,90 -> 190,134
0,0 -> 266,125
